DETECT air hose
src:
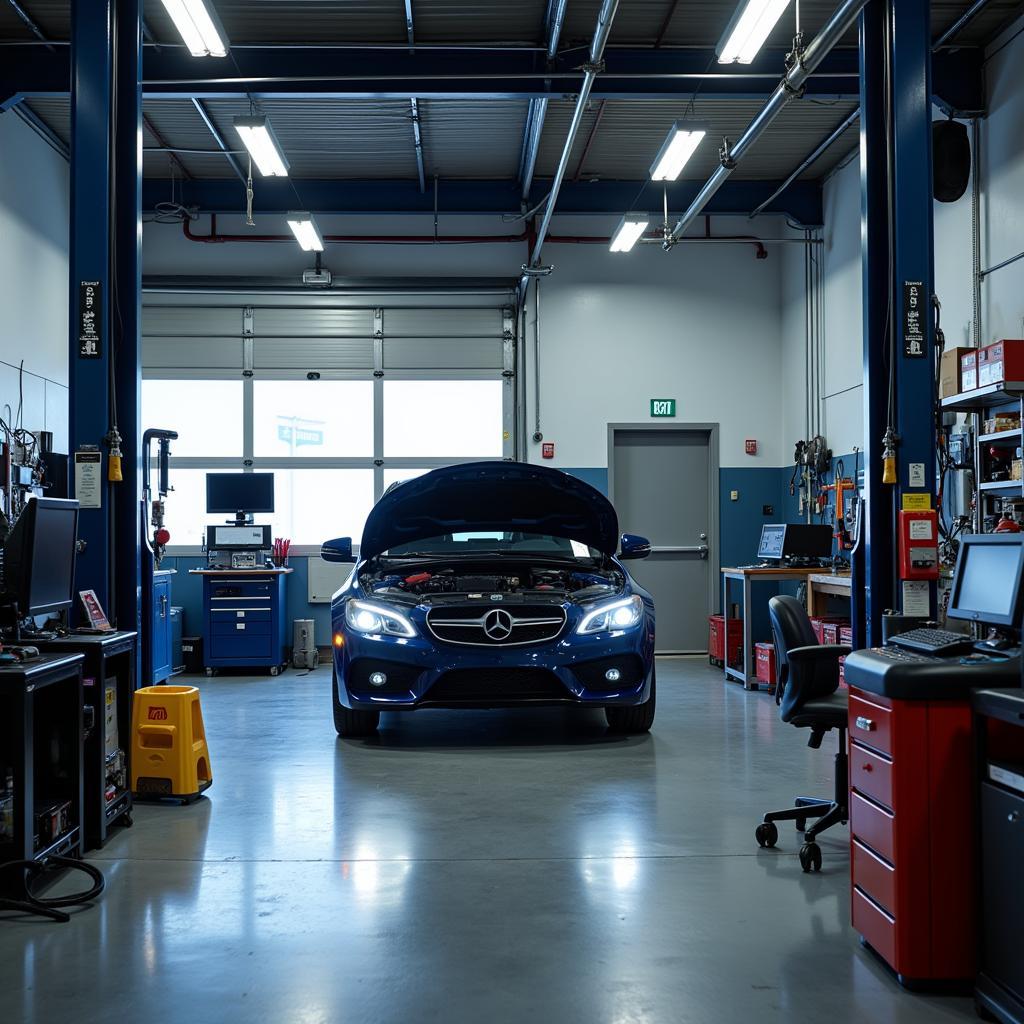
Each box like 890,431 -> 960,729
0,856 -> 105,923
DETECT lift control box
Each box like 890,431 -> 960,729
898,509 -> 939,580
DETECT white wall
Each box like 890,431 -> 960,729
0,111 -> 70,448
143,211 -> 788,471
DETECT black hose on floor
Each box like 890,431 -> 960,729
0,856 -> 105,923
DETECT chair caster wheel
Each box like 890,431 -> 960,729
755,822 -> 778,848
799,842 -> 822,873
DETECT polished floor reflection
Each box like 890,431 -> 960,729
1,659 -> 974,1023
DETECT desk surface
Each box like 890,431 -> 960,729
0,652 -> 85,687
188,568 -> 294,576
807,573 -> 853,587
721,566 -> 818,577
42,630 -> 138,651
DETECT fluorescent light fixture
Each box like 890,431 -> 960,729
649,122 -> 707,182
609,212 -> 649,253
233,116 -> 290,177
159,0 -> 229,58
287,212 -> 325,252
717,0 -> 791,65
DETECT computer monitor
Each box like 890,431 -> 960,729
947,534 -> 1024,629
2,497 -> 79,617
757,523 -> 834,561
206,473 -> 275,515
758,525 -> 787,560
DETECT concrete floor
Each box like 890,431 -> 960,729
1,658 -> 976,1023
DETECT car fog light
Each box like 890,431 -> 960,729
368,671 -> 387,687
605,668 -> 621,682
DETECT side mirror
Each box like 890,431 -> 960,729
321,537 -> 354,563
619,533 -> 651,560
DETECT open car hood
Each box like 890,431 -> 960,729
360,461 -> 619,560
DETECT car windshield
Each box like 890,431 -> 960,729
384,532 -> 601,561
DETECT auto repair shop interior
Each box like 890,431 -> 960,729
2,0 -> 1024,1021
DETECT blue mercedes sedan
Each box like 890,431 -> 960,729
321,461 -> 656,737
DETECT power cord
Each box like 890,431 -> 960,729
0,856 -> 105,923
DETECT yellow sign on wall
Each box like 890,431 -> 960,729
901,492 -> 932,511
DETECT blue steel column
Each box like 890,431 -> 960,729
69,0 -> 142,638
69,0 -> 114,614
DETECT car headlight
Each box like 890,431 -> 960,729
576,595 -> 643,635
345,599 -> 417,638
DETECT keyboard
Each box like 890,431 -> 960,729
872,646 -> 935,662
890,627 -> 974,656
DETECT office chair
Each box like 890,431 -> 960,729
754,595 -> 851,872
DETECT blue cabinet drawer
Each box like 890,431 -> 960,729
211,618 -> 273,638
209,579 -> 274,599
209,634 -> 274,660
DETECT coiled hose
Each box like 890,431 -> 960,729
0,856 -> 105,923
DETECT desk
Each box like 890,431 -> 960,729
720,567 -> 816,690
189,568 -> 293,675
0,654 -> 85,867
37,632 -> 137,849
806,572 -> 852,616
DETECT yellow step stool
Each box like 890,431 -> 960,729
131,685 -> 212,802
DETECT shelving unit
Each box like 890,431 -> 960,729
941,384 -> 1024,533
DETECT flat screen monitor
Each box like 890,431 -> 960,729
206,473 -> 275,514
758,525 -> 787,560
948,534 -> 1024,629
3,497 -> 79,616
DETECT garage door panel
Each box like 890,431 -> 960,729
252,337 -> 375,370
384,307 -> 504,337
142,337 -> 242,369
254,308 -> 374,337
143,307 -> 243,336
384,337 -> 504,369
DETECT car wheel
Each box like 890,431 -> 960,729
605,669 -> 656,734
332,667 -> 380,737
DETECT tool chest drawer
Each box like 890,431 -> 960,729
211,617 -> 273,638
209,634 -> 273,660
850,790 -> 895,864
209,579 -> 274,600
853,886 -> 896,967
849,692 -> 893,755
852,838 -> 896,916
851,741 -> 894,810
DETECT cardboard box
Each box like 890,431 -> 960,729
979,339 -> 1024,387
961,350 -> 978,392
940,347 -> 973,398
1013,459 -> 1022,482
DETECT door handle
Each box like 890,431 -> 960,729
650,545 -> 710,555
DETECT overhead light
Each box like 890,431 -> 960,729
609,212 -> 649,253
233,116 -> 290,177
650,122 -> 707,181
717,0 -> 791,65
287,212 -> 325,252
159,0 -> 229,58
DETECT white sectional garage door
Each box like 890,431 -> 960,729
141,294 -> 515,549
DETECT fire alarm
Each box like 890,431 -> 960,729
745,439 -> 758,456
541,442 -> 555,459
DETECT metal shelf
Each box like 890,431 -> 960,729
942,382 -> 1024,412
979,480 -> 1022,495
979,428 -> 1022,446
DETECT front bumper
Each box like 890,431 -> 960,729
332,610 -> 654,711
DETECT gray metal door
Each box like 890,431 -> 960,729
609,425 -> 718,654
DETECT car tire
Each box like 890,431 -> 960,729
605,669 -> 656,734
332,668 -> 380,737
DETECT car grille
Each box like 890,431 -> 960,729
425,668 -> 569,703
426,604 -> 567,646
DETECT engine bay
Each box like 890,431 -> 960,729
361,562 -> 623,605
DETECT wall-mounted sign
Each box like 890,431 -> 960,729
78,280 -> 102,359
541,442 -> 555,459
903,280 -> 925,358
745,439 -> 758,455
74,448 -> 102,508
650,398 -> 676,418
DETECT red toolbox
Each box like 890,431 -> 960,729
978,339 -> 1024,387
838,625 -> 853,688
708,614 -> 742,668
755,642 -> 776,688
811,616 -> 848,645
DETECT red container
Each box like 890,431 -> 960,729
708,614 -> 742,667
811,616 -> 848,645
838,625 -> 853,689
821,619 -> 850,645
978,339 -> 1024,387
961,350 -> 978,392
755,642 -> 776,687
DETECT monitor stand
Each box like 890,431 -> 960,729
227,511 -> 255,526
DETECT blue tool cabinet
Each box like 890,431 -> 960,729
191,569 -> 292,676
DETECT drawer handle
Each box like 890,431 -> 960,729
862,762 -> 873,773
855,716 -> 875,731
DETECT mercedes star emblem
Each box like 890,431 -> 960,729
484,608 -> 514,640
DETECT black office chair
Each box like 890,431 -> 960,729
754,594 -> 851,872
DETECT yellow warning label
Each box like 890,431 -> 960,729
901,492 -> 932,511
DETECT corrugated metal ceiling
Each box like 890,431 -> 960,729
0,1 -> 1020,47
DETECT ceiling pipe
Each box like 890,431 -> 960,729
665,0 -> 870,248
933,0 -> 994,49
518,0 -> 620,301
748,106 -> 859,218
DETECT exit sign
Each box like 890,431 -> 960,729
650,398 -> 676,418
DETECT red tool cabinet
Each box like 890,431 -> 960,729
847,686 -> 976,986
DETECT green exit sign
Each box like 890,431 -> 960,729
650,398 -> 676,418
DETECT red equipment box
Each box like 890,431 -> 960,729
978,339 -> 1024,388
961,350 -> 978,391
838,625 -> 853,688
898,509 -> 939,580
708,614 -> 742,668
755,642 -> 776,688
810,616 -> 848,645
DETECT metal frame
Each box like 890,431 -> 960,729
606,421 -> 720,651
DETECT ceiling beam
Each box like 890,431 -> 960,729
5,0 -> 54,51
191,98 -> 247,184
143,111 -> 193,180
143,176 -> 825,226
404,0 -> 415,50
410,97 -> 426,192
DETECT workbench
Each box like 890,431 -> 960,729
0,654 -> 85,867
36,631 -> 137,849
806,572 -> 853,616
188,568 -> 293,675
720,567 -> 817,690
